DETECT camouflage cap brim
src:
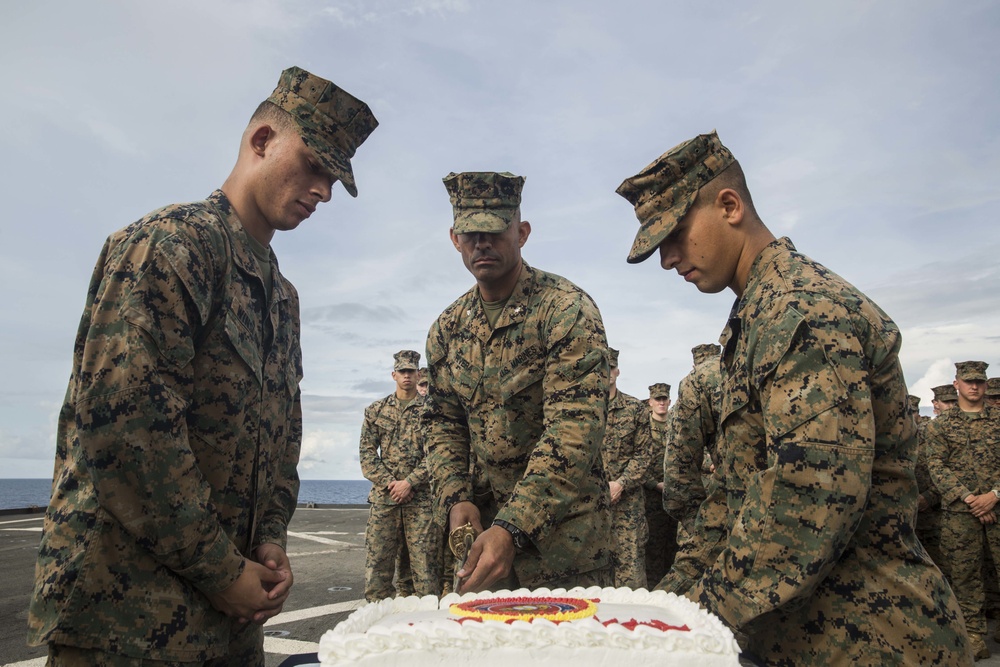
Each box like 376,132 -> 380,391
625,189 -> 698,264
452,209 -> 514,234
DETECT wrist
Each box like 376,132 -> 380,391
492,519 -> 530,550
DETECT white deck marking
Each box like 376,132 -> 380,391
265,599 -> 365,626
263,636 -> 320,655
0,517 -> 44,526
286,531 -> 354,547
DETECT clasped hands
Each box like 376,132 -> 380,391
207,543 -> 293,624
965,491 -> 998,524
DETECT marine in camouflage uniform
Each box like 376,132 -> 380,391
656,343 -> 726,594
361,350 -> 442,601
643,382 -> 678,587
933,383 -> 959,416
924,361 -> 1000,658
601,349 -> 653,588
618,131 -> 969,665
425,171 -> 612,593
28,67 -> 378,665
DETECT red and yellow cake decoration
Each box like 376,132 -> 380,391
449,596 -> 597,623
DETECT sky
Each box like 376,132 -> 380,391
1,0 -> 998,481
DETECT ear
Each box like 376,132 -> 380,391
248,124 -> 275,158
716,189 -> 745,227
449,228 -> 463,252
517,220 -> 531,248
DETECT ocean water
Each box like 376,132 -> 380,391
0,478 -> 371,511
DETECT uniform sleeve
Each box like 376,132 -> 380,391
494,297 -> 609,543
664,376 -> 710,532
424,319 -> 474,512
74,227 -> 244,595
690,300 -> 876,631
359,403 -> 395,490
923,418 -> 974,506
617,403 -> 653,491
914,428 -> 942,510
256,381 -> 302,550
404,419 -> 431,490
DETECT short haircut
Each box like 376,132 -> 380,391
695,160 -> 758,218
250,100 -> 295,130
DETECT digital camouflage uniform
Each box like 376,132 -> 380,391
28,191 -> 303,663
924,398 -> 1000,638
643,391 -> 678,588
425,261 -> 613,587
360,370 -> 441,601
601,382 -> 653,589
688,238 -> 970,665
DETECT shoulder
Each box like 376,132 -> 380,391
364,395 -> 394,419
105,198 -> 230,283
526,266 -> 605,343
426,286 -> 477,362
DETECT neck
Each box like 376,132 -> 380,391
651,412 -> 667,422
609,386 -> 618,399
958,395 -> 984,413
396,387 -> 417,400
730,222 -> 776,298
478,262 -> 522,302
221,173 -> 275,246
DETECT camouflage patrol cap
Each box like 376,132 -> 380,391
649,383 -> 671,399
417,367 -> 429,385
907,395 -> 921,412
692,343 -> 722,365
955,360 -> 988,382
443,172 -> 525,234
266,66 -> 379,198
608,347 -> 620,369
988,378 -> 1000,398
932,384 -> 958,402
617,130 -> 736,264
393,350 -> 420,371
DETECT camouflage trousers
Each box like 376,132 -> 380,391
610,489 -> 648,589
940,509 -> 1000,634
643,487 -> 678,587
45,622 -> 263,666
364,501 -> 442,602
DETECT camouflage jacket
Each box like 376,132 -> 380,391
601,390 -> 653,493
359,393 -> 432,505
663,356 -> 722,532
643,417 -> 669,491
29,191 -> 302,661
688,238 -> 967,664
914,420 -> 942,510
424,261 -> 612,585
924,405 -> 1000,511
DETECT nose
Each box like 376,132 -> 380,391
659,240 -> 678,270
473,233 -> 494,248
314,177 -> 333,204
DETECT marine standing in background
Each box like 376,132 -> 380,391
360,350 -> 441,601
657,342 -> 725,594
600,349 -> 654,588
987,378 -> 1000,408
617,130 -> 969,665
933,383 -> 959,416
424,171 -> 612,593
924,361 -> 1000,660
28,67 -> 378,666
416,367 -> 430,397
643,382 -> 679,587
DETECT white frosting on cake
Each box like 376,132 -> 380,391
318,587 -> 740,666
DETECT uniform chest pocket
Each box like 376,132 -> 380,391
499,344 -> 545,402
223,307 -> 263,386
446,348 -> 483,406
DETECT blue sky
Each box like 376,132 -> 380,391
1,0 -> 998,480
